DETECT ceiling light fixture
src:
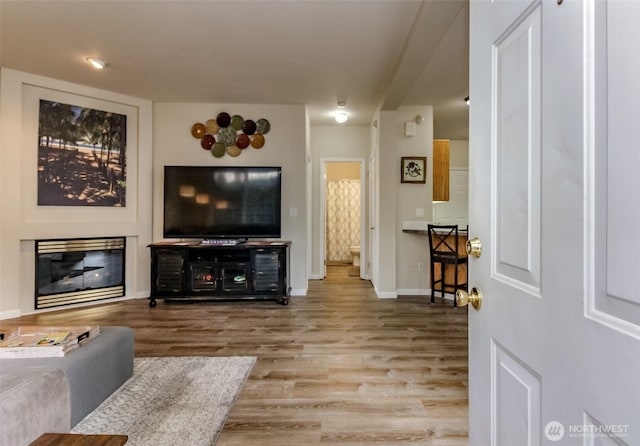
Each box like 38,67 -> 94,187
86,57 -> 107,70
334,101 -> 348,123
335,111 -> 348,123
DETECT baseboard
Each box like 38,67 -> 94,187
0,309 -> 21,320
396,288 -> 429,296
290,288 -> 307,297
308,274 -> 324,280
373,287 -> 397,299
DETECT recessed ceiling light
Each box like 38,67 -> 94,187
86,57 -> 107,70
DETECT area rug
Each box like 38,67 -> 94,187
72,356 -> 256,446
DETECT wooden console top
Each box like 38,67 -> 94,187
149,240 -> 291,248
29,433 -> 128,446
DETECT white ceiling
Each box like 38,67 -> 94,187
0,0 -> 469,139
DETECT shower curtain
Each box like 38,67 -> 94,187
326,179 -> 361,262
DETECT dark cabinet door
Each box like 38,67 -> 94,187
252,249 -> 285,294
151,247 -> 187,296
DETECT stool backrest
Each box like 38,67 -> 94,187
428,224 -> 460,257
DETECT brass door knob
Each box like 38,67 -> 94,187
466,237 -> 482,257
455,287 -> 483,310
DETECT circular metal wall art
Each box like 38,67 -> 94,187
242,119 -> 257,135
191,123 -> 206,138
227,146 -> 242,157
193,112 -> 270,157
250,133 -> 265,148
231,115 -> 244,131
256,118 -> 270,134
201,134 -> 215,150
205,119 -> 219,135
216,112 -> 231,128
211,142 -> 226,157
236,134 -> 250,149
217,127 -> 237,146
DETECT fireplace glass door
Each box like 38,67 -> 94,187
36,237 -> 125,309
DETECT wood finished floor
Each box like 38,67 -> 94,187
1,265 -> 469,446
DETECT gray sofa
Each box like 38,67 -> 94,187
0,326 -> 134,446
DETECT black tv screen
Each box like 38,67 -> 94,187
163,166 -> 282,239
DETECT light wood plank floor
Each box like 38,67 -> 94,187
0,265 -> 469,446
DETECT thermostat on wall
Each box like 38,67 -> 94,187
404,121 -> 416,137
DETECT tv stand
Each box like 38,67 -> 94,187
148,240 -> 291,307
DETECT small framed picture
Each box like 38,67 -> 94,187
400,156 -> 427,183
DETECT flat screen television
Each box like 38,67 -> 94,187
163,166 -> 282,239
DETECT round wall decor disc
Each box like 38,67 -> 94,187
250,133 -> 265,148
191,123 -> 205,138
236,134 -> 250,149
227,146 -> 242,157
201,134 -> 215,150
211,142 -> 226,157
242,119 -> 257,135
231,115 -> 244,131
256,118 -> 270,134
205,119 -> 219,135
216,112 -> 231,128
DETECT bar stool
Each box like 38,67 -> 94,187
428,224 -> 468,306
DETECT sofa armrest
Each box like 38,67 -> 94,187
0,366 -> 71,446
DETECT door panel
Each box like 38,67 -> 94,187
493,4 -> 541,295
492,341 -> 541,446
469,0 -> 640,445
589,0 -> 640,333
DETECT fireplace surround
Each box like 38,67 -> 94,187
35,237 -> 125,309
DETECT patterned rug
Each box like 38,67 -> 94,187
73,356 -> 256,446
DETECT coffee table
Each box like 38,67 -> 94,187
29,433 -> 128,446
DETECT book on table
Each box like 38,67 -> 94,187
0,325 -> 100,358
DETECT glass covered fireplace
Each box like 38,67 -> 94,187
35,237 -> 125,309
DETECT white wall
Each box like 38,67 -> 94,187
309,125 -> 369,278
450,139 -> 469,168
152,102 -> 308,295
0,69 -> 153,317
394,106 -> 434,296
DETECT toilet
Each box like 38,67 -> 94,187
349,245 -> 360,267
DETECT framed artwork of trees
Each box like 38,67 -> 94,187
37,99 -> 127,207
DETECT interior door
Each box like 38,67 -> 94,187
468,1 -> 640,445
368,152 -> 377,285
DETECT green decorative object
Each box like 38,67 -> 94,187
211,142 -> 226,157
231,115 -> 244,131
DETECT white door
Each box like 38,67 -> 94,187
468,1 -> 640,445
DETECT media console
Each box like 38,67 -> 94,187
148,240 -> 291,307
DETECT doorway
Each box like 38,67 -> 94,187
320,159 -> 366,279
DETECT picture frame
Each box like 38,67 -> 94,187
20,82 -> 141,225
400,156 -> 427,183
